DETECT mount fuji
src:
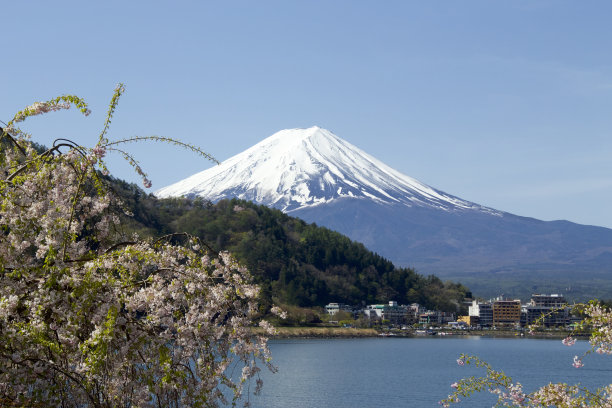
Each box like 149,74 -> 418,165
157,126 -> 612,300
156,126 -> 499,214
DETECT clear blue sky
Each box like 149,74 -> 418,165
3,1 -> 612,227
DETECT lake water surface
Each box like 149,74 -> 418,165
248,336 -> 611,407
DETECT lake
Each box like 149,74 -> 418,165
247,336 -> 612,407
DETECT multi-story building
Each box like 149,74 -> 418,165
438,311 -> 456,324
382,301 -> 409,324
364,301 -> 409,324
419,311 -> 438,326
531,294 -> 567,308
418,310 -> 456,326
364,304 -> 384,320
492,298 -> 521,328
325,303 -> 353,316
523,294 -> 570,327
406,303 -> 426,324
469,300 -> 493,327
363,305 -> 385,320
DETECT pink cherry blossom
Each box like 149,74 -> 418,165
91,145 -> 106,158
561,336 -> 576,346
572,356 -> 584,368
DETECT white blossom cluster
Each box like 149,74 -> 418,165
529,383 -> 607,407
0,99 -> 276,407
585,302 -> 612,356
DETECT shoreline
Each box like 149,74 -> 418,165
271,326 -> 378,338
269,326 -> 588,340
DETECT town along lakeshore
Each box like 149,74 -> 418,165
269,293 -> 589,339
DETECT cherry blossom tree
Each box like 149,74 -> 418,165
440,302 -> 612,407
0,85 -> 280,407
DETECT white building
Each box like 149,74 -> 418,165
469,300 -> 493,327
325,303 -> 352,316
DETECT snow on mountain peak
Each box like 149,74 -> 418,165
155,126 -> 499,215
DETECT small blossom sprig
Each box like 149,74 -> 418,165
1,95 -> 90,156
562,336 -> 576,346
270,305 -> 288,320
87,83 -> 218,189
556,301 -> 612,368
3,83 -> 217,190
528,301 -> 610,369
442,300 -> 612,407
442,354 -> 611,407
583,301 -> 612,356
98,83 -> 124,145
10,95 -> 91,125
107,146 -> 153,188
440,354 -> 515,407
103,135 -> 219,165
572,356 -> 584,368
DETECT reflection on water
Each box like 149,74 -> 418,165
249,337 -> 610,408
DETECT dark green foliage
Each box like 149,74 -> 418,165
107,178 -> 469,313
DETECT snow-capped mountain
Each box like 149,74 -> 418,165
157,126 -> 499,215
157,126 -> 612,300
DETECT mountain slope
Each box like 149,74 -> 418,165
109,177 -> 470,311
291,199 -> 612,299
157,126 -> 499,214
157,127 -> 612,300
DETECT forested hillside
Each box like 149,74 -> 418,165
109,177 -> 470,313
